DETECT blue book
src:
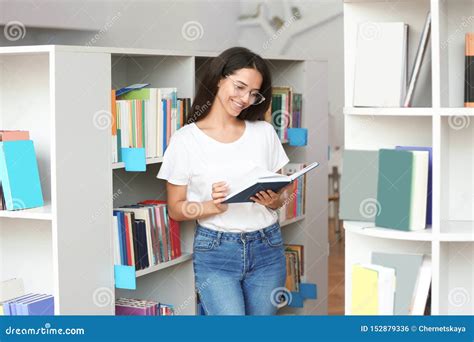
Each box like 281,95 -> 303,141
396,146 -> 432,226
116,84 -> 150,97
223,162 -> 319,204
113,211 -> 125,265
3,294 -> 36,315
0,140 -> 44,210
20,295 -> 54,315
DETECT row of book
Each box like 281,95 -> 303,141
111,87 -> 191,163
352,252 -> 431,315
465,33 -> 473,107
354,14 -> 431,107
0,130 -> 44,211
340,146 -> 432,231
284,244 -> 305,293
113,200 -> 182,270
277,163 -> 306,223
115,297 -> 174,316
264,87 -> 303,142
1,293 -> 54,316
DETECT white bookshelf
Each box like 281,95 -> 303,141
343,0 -> 474,315
0,45 -> 328,315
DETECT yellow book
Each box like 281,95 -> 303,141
352,264 -> 379,315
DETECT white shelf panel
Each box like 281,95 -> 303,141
280,215 -> 305,227
440,221 -> 474,241
439,108 -> 474,116
344,107 -> 434,116
344,220 -> 434,241
135,253 -> 193,278
0,202 -> 52,221
112,157 -> 163,170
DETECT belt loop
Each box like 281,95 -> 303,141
216,231 -> 223,245
259,228 -> 266,239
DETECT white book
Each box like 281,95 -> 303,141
112,215 -> 120,265
353,22 -> 408,107
0,278 -> 24,302
410,255 -> 432,315
410,151 -> 429,230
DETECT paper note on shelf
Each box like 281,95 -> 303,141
121,148 -> 146,172
114,265 -> 136,290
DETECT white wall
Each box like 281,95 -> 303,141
1,0 -> 344,163
0,0 -> 240,52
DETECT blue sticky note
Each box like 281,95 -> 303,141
114,265 -> 136,290
121,148 -> 146,172
300,283 -> 317,299
288,291 -> 304,308
287,128 -> 308,146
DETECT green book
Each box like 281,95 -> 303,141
339,150 -> 379,222
375,149 -> 429,231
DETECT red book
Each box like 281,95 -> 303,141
124,212 -> 132,266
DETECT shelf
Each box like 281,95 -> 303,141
0,202 -> 52,221
439,108 -> 474,117
112,157 -> 163,170
135,253 -> 193,278
343,221 -> 434,241
344,107 -> 434,116
280,215 -> 305,227
440,221 -> 474,242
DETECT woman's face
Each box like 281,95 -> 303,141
216,68 -> 263,117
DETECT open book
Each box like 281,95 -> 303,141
222,161 -> 319,204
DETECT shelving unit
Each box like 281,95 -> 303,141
0,45 -> 328,315
343,0 -> 474,315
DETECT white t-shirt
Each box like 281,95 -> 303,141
157,120 -> 290,232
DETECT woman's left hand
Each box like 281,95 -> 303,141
250,189 -> 282,210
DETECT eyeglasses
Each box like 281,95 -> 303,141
225,75 -> 266,106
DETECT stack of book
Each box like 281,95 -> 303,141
0,130 -> 44,211
278,163 -> 306,223
352,253 -> 431,315
113,200 -> 182,271
111,88 -> 191,162
265,87 -> 303,142
115,297 -> 174,316
340,146 -> 432,231
284,244 -> 304,292
2,294 -> 54,315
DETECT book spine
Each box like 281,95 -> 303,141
465,33 -> 474,107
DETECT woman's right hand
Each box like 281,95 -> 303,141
211,181 -> 229,214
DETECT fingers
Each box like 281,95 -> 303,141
212,181 -> 228,203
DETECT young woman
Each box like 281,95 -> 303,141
157,47 -> 292,315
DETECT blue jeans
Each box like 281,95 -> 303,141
192,222 -> 287,315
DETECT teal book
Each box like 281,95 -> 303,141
0,140 -> 44,210
375,149 -> 429,231
339,150 -> 379,222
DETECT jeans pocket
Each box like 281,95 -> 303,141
265,228 -> 283,248
193,233 -> 216,252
